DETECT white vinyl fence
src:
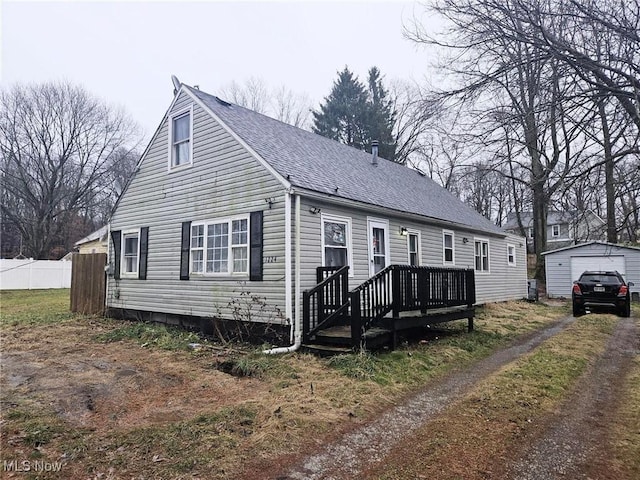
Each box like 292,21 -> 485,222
0,259 -> 72,290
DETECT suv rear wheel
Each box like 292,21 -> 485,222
619,302 -> 631,318
572,301 -> 583,317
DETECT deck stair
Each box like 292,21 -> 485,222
302,325 -> 392,356
302,265 -> 476,354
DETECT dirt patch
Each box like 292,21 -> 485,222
0,323 -> 268,432
502,316 -> 640,480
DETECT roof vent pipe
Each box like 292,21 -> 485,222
371,140 -> 379,166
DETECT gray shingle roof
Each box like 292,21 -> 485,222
188,86 -> 504,236
74,225 -> 108,246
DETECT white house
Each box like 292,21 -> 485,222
106,79 -> 528,351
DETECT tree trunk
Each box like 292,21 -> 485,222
532,179 -> 548,281
598,101 -> 617,243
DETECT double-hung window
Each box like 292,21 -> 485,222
474,239 -> 490,273
551,224 -> 560,238
122,231 -> 139,275
443,230 -> 455,265
322,214 -> 352,269
408,232 -> 420,266
507,244 -> 516,267
169,107 -> 192,169
190,225 -> 205,273
190,217 -> 249,275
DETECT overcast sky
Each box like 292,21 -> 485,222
1,1 -> 441,142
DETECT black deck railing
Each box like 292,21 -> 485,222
302,266 -> 350,342
395,265 -> 476,310
350,265 -> 475,347
302,264 -> 476,348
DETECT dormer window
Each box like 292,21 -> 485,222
169,107 -> 193,170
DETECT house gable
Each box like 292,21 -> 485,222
112,89 -> 286,227
108,88 -> 288,320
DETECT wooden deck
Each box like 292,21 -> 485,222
302,266 -> 476,354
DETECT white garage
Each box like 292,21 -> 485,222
570,255 -> 625,283
543,241 -> 640,299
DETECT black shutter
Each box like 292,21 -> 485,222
180,221 -> 191,280
138,227 -> 149,280
250,211 -> 263,281
111,230 -> 122,280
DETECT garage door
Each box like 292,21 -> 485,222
570,256 -> 626,282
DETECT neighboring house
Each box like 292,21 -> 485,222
543,241 -> 640,300
106,79 -> 527,350
504,211 -> 606,253
75,226 -> 108,255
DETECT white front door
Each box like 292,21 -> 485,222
368,219 -> 390,276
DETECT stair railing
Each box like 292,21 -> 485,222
349,265 -> 396,347
349,265 -> 475,348
302,266 -> 350,342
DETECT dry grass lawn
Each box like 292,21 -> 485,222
1,289 -> 575,479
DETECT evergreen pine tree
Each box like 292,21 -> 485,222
312,67 -> 369,151
365,67 -> 397,161
312,66 -> 397,161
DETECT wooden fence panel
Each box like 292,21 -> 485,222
70,253 -> 107,315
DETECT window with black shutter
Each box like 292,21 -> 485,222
110,230 -> 122,280
250,211 -> 263,281
139,227 -> 149,280
180,221 -> 191,280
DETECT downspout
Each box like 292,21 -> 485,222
264,191 -> 301,354
105,222 -> 111,313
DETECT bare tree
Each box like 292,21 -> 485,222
511,0 -> 640,130
220,78 -> 312,129
616,159 -> 640,243
0,81 -> 140,258
220,77 -> 270,114
407,0 -> 623,279
272,86 -> 311,129
91,147 -> 141,225
389,80 -> 441,166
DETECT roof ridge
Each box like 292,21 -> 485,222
187,85 -> 405,166
185,83 -> 505,237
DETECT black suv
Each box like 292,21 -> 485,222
572,271 -> 633,317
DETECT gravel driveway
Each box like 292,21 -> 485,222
277,315 -> 585,480
504,316 -> 639,480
